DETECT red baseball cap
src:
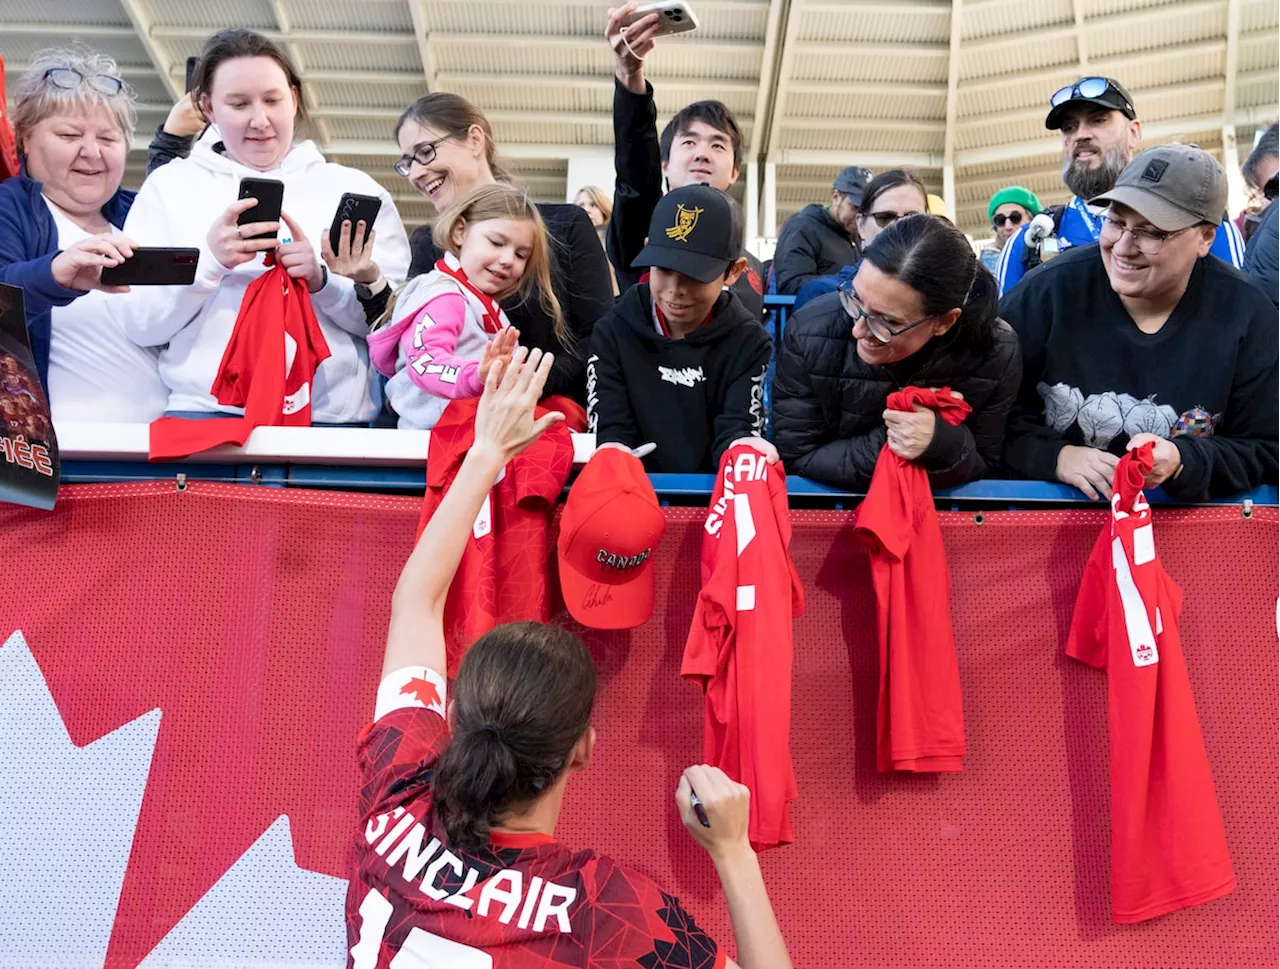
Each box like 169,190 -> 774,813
557,447 -> 666,630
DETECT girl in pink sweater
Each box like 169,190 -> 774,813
369,184 -> 565,428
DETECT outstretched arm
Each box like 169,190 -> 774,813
381,348 -> 565,680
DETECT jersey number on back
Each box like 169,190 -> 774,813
351,887 -> 493,968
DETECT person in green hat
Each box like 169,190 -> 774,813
979,186 -> 1042,271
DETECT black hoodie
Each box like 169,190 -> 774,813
773,203 -> 858,295
587,284 -> 772,473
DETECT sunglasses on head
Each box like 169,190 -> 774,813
43,67 -> 124,96
992,211 -> 1025,229
1050,76 -> 1113,108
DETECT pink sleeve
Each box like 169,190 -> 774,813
400,293 -> 485,399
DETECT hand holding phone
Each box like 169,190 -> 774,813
209,196 -> 281,270
237,177 -> 284,241
100,248 -> 200,287
620,1 -> 699,35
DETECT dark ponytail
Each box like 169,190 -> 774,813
433,621 -> 596,852
863,213 -> 1000,353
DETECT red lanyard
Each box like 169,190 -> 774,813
435,258 -> 506,335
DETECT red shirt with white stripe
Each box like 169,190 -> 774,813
1066,443 -> 1235,922
682,444 -> 805,850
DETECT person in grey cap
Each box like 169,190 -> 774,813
771,166 -> 871,295
1000,143 -> 1277,501
996,76 -> 1245,296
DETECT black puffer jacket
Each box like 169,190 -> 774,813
772,292 -> 1023,491
773,203 -> 858,295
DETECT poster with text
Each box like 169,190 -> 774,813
0,282 -> 59,509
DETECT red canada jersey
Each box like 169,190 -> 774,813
1066,444 -> 1235,923
417,397 -> 582,673
346,667 -> 725,968
682,446 -> 805,850
855,387 -> 969,772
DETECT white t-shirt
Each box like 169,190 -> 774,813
44,199 -> 168,423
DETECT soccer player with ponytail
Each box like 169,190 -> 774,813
346,347 -> 793,969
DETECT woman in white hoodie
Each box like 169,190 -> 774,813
112,29 -> 410,424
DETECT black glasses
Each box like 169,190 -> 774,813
394,130 -> 465,177
866,210 -> 912,229
43,68 -> 124,96
1098,214 -> 1193,255
838,282 -> 935,344
992,211 -> 1024,229
1050,76 -> 1112,108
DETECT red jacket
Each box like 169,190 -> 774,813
1066,443 -> 1234,922
855,387 -> 969,772
149,262 -> 329,460
682,445 -> 805,850
416,396 -> 584,674
0,59 -> 18,182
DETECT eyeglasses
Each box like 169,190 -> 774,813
865,210 -> 913,229
1098,214 -> 1194,255
1050,76 -> 1113,108
992,211 -> 1024,229
394,130 -> 465,177
43,68 -> 124,96
838,282 -> 935,344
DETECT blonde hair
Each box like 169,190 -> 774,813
574,185 -> 612,223
432,184 -> 568,346
12,46 -> 137,156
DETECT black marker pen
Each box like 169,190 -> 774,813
689,790 -> 711,828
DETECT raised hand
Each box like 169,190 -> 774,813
473,347 -> 564,464
606,2 -> 663,93
278,211 -> 326,293
477,326 -> 521,384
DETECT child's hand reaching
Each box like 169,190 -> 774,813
478,327 -> 521,384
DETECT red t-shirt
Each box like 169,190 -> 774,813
682,445 -> 804,850
346,667 -> 725,968
854,387 -> 969,772
417,398 -> 581,673
1066,444 -> 1235,923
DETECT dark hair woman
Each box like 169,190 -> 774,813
350,347 -> 793,969
390,93 -> 615,404
855,169 -> 929,248
772,213 -> 1022,491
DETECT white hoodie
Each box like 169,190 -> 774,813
111,139 -> 411,423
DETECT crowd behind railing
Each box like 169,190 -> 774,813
0,6 -> 1276,505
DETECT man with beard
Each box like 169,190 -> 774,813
996,77 -> 1244,295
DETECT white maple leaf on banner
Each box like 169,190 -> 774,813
0,630 -> 160,969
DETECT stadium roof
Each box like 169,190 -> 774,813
3,0 -> 1277,238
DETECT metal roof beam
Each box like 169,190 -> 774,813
792,41 -> 948,57
150,26 -> 413,45
943,0 -> 963,220
430,33 -> 761,55
776,149 -> 944,168
112,0 -> 183,102
4,23 -> 138,37
432,72 -> 758,93
962,0 -> 1227,54
787,80 -> 948,98
1071,0 -> 1089,69
764,0 -> 802,164
959,79 -> 1229,128
779,116 -> 945,132
406,0 -> 436,92
750,0 -> 790,158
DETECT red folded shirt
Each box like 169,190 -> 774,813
855,386 -> 970,772
149,262 -> 330,460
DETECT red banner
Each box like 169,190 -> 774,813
0,483 -> 1274,969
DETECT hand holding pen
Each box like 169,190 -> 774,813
676,765 -> 753,860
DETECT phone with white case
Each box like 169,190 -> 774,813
621,1 -> 699,36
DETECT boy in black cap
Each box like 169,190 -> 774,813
586,184 -> 774,474
772,165 -> 871,295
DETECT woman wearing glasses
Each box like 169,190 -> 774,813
386,93 -> 614,403
773,214 -> 1022,492
0,47 -> 168,422
111,29 -> 410,424
792,169 -> 930,312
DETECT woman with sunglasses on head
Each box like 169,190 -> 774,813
0,47 -> 169,423
773,214 -> 1022,491
792,169 -> 930,311
111,28 -> 410,424
388,94 -> 614,403
979,187 -> 1042,272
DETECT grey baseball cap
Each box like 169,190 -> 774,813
1091,143 -> 1227,231
833,166 -> 872,203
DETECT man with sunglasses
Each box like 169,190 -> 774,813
979,187 -> 1041,272
1000,144 -> 1276,502
995,77 -> 1245,296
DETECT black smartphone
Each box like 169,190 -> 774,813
236,177 -> 284,242
184,56 -> 198,94
328,193 -> 382,253
100,248 -> 200,286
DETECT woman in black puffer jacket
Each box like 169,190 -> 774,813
772,214 -> 1021,491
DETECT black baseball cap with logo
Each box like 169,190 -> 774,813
1091,143 -> 1227,230
1045,76 -> 1136,130
633,183 -> 740,284
833,166 -> 872,204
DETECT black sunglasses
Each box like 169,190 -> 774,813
992,211 -> 1025,229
